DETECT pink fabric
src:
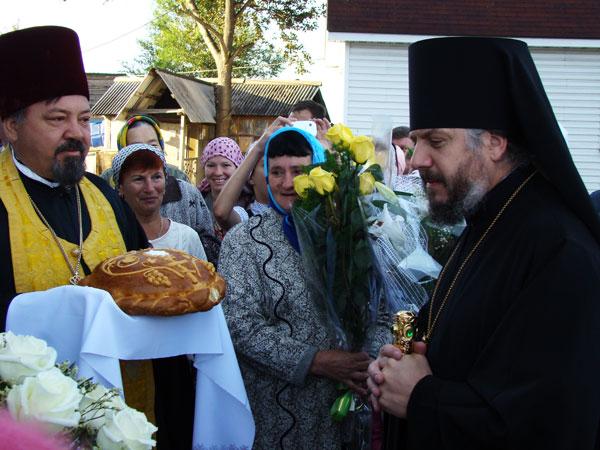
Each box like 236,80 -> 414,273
0,410 -> 69,450
200,137 -> 243,167
394,144 -> 407,176
198,137 -> 244,192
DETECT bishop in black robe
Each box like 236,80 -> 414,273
375,34 -> 600,450
383,165 -> 600,450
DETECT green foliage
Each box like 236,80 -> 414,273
126,0 -> 324,77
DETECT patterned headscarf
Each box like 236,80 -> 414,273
117,115 -> 164,151
111,143 -> 166,186
198,137 -> 244,192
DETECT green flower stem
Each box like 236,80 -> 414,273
326,193 -> 339,227
330,389 -> 353,422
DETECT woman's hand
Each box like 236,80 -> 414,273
310,349 -> 372,396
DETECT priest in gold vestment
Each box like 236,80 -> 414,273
0,26 -> 147,330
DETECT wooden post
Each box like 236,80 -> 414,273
178,113 -> 187,171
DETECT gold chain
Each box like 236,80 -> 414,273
423,171 -> 537,343
27,185 -> 84,285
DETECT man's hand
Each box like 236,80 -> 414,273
256,116 -> 295,149
367,344 -> 403,412
378,342 -> 431,418
310,349 -> 372,396
314,118 -> 332,149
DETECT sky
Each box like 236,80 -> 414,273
0,0 -> 328,75
0,0 -> 341,119
1,0 -> 155,73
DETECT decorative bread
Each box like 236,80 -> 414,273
80,248 -> 226,316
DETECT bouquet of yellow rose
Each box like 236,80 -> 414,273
292,124 -> 382,350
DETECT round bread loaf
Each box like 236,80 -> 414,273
80,248 -> 226,316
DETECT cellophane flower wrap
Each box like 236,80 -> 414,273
291,124 -> 382,351
367,172 -> 463,306
360,180 -> 440,315
0,331 -> 157,449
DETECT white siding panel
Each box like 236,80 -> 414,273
345,43 -> 600,191
532,48 -> 600,190
345,44 -> 411,137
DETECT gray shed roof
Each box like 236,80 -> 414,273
229,80 -> 323,116
92,69 -> 326,122
155,69 -> 215,123
91,78 -> 141,116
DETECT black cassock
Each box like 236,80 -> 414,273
384,165 -> 600,450
0,171 -> 193,450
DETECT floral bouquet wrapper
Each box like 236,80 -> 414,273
292,204 -> 377,350
361,189 -> 435,315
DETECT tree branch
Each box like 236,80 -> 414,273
231,40 -> 255,60
234,0 -> 254,19
179,0 -> 226,56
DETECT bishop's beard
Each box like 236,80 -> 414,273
421,158 -> 489,225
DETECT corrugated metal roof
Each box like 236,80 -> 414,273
155,69 -> 215,123
87,73 -> 123,108
91,79 -> 141,116
230,81 -> 322,116
93,70 -> 326,121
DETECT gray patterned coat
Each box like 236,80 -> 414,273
160,177 -> 213,236
220,209 -> 391,450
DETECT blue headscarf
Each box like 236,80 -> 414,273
263,127 -> 325,252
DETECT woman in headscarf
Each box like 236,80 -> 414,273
101,115 -> 217,263
111,143 -> 205,449
219,119 -> 391,449
197,137 -> 249,239
112,143 -> 206,260
101,115 -> 188,184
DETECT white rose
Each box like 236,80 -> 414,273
79,384 -> 127,430
7,367 -> 82,432
97,408 -> 157,450
0,332 -> 57,384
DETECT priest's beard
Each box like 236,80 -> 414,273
421,155 -> 489,225
51,139 -> 86,186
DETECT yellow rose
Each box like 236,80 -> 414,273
293,174 -> 314,198
309,167 -> 336,195
325,123 -> 354,146
349,135 -> 375,164
358,172 -> 376,196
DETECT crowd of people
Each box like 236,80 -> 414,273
1,24 -> 600,450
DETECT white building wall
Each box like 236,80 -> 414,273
340,42 -> 600,191
531,48 -> 600,190
345,43 -> 410,134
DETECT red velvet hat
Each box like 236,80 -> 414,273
0,26 -> 89,118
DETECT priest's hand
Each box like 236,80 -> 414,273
367,344 -> 404,412
378,342 -> 431,418
310,349 -> 371,396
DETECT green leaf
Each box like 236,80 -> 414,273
365,164 -> 384,182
